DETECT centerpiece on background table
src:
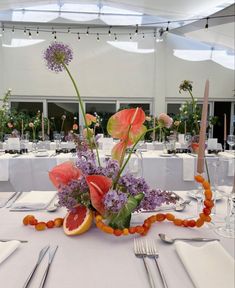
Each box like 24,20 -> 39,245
23,42 -> 214,237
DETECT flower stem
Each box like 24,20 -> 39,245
62,63 -> 101,166
113,126 -> 159,186
188,89 -> 200,135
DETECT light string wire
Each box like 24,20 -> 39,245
0,13 -> 234,39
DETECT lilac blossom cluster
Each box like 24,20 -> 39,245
103,190 -> 128,213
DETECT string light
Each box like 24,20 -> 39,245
205,17 -> 209,29
54,31 -> 57,40
166,21 -> 170,32
77,32 -> 81,40
96,33 -> 100,41
135,24 -> 138,35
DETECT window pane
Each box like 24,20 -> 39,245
85,103 -> 116,135
48,102 -> 79,135
167,103 -> 181,117
11,102 -> 43,117
120,103 -> 150,114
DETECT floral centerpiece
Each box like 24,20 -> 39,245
23,43 -> 214,236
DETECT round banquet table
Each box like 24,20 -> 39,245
0,191 -> 234,288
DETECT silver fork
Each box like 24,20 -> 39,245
146,239 -> 168,288
134,238 -> 156,288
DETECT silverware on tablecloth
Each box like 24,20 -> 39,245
134,238 -> 156,288
5,191 -> 23,208
22,245 -> 50,288
145,239 -> 168,288
0,239 -> 28,243
158,233 -> 220,244
0,192 -> 17,208
39,246 -> 58,288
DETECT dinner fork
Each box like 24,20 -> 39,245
146,239 -> 168,288
134,238 -> 156,288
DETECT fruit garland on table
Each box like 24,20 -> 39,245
22,174 -> 213,236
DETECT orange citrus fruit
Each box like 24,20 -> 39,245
63,205 -> 93,236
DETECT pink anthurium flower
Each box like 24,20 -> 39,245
107,108 -> 147,163
49,161 -> 81,188
85,114 -> 97,126
86,175 -> 112,215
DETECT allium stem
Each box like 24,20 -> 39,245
62,63 -> 101,166
188,89 -> 200,135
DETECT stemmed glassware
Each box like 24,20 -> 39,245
214,158 -> 235,238
227,135 -> 235,150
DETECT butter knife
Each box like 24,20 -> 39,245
0,192 -> 17,208
22,245 -> 50,288
6,191 -> 23,208
39,246 -> 58,288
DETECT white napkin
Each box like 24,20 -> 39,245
180,154 -> 195,181
0,240 -> 20,265
175,241 -> 235,288
0,157 -> 9,181
11,191 -> 57,209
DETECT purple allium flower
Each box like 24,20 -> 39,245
44,42 -> 73,72
103,190 -> 128,213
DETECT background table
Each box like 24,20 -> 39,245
0,151 -> 234,192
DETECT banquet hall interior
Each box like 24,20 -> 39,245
0,1 -> 234,288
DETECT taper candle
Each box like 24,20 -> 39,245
197,80 -> 209,174
21,119 -> 24,136
153,116 -> 156,141
224,113 -> 227,141
47,118 -> 50,135
41,113 -> 45,141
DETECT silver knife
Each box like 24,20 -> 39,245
39,246 -> 58,288
0,239 -> 28,243
6,191 -> 23,208
22,245 -> 50,288
0,192 -> 17,208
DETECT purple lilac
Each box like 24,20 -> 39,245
119,174 -> 150,196
103,190 -> 128,213
58,177 -> 89,210
44,42 -> 73,72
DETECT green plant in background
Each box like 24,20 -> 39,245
176,80 -> 218,136
0,89 -> 11,140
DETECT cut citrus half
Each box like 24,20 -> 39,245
63,205 -> 93,236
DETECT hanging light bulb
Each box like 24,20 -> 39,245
108,26 -> 111,36
135,24 -> 138,35
36,27 -> 39,36
54,31 -> 57,40
166,21 -> 170,32
142,33 -> 145,39
77,32 -> 81,40
97,33 -> 100,41
67,27 -> 71,33
205,17 -> 209,29
129,33 -> 132,40
12,26 -> 15,33
114,33 -> 117,41
86,27 -> 90,36
24,27 -> 26,35
2,25 -> 4,33
28,30 -> 32,38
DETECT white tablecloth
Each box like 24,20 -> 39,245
0,151 -> 234,192
0,191 -> 233,288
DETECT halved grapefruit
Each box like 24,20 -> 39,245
63,205 -> 93,236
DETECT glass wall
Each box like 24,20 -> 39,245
119,103 -> 150,115
85,102 -> 116,135
11,101 -> 43,117
48,102 -> 79,136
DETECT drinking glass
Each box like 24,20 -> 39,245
227,135 -> 235,150
214,158 -> 234,238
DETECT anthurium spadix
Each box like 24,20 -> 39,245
107,108 -> 147,163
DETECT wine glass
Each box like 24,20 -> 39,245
227,135 -> 235,150
214,158 -> 234,238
